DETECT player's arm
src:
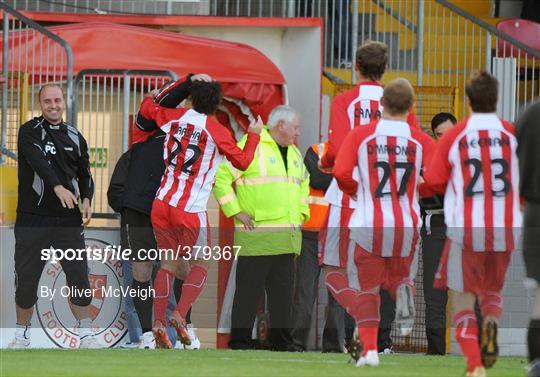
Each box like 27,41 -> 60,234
423,130 -> 453,195
416,131 -> 437,197
320,95 -> 349,169
17,124 -> 62,188
407,109 -> 420,129
208,117 -> 261,171
154,74 -> 194,108
333,129 -> 361,196
135,96 -> 185,134
304,146 -> 332,191
135,74 -> 210,133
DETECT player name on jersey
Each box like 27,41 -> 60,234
367,143 -> 417,157
458,136 -> 510,150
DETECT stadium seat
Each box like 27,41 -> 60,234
496,18 -> 540,57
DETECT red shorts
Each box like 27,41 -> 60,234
347,243 -> 418,296
318,204 -> 354,268
434,239 -> 511,294
151,199 -> 210,257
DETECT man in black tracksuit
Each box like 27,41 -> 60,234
420,112 -> 456,355
8,84 -> 98,348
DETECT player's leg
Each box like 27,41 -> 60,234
9,214 -> 49,348
437,240 -> 485,376
387,250 -> 419,337
453,291 -> 484,377
478,252 -> 511,368
172,277 -> 199,349
322,206 -> 357,312
350,244 -> 385,367
150,200 -> 176,348
170,211 -> 210,346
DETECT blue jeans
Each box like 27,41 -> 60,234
122,259 -> 142,343
122,260 -> 177,345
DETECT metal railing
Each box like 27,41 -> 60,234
428,0 -> 539,121
1,2 -> 74,163
73,69 -> 178,217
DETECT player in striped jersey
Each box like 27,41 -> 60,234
318,44 -> 420,356
333,78 -> 435,367
318,41 -> 387,275
424,71 -> 522,377
136,76 -> 262,348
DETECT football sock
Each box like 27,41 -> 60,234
479,291 -> 503,320
173,278 -> 192,324
454,310 -> 482,372
325,271 -> 360,321
356,292 -> 381,354
153,268 -> 174,326
175,265 -> 207,320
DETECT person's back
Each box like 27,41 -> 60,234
331,78 -> 433,368
424,71 -> 522,376
426,113 -> 521,251
337,118 -> 433,256
137,80 -> 260,212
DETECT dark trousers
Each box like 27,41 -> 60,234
230,253 -> 294,351
421,214 -> 448,355
378,290 -> 396,351
291,231 -> 355,352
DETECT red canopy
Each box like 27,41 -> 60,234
4,22 -> 285,122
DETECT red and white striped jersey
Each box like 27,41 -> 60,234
138,97 -> 259,212
321,82 -> 419,208
424,113 -> 522,252
333,119 -> 435,257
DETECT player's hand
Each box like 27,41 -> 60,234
191,73 -> 213,82
350,194 -> 358,201
235,212 -> 255,231
54,185 -> 78,209
247,116 -> 263,135
317,159 -> 333,174
82,198 -> 92,227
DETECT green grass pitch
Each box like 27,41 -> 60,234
0,349 -> 527,377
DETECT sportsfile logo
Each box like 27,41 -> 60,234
36,238 -> 127,349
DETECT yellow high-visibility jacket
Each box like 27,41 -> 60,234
213,127 -> 310,256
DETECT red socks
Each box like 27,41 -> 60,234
454,310 -> 482,371
479,291 -> 503,320
325,271 -> 360,320
356,292 -> 380,354
153,268 -> 174,326
175,265 -> 208,319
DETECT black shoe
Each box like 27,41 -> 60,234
480,320 -> 499,368
286,344 -> 305,352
